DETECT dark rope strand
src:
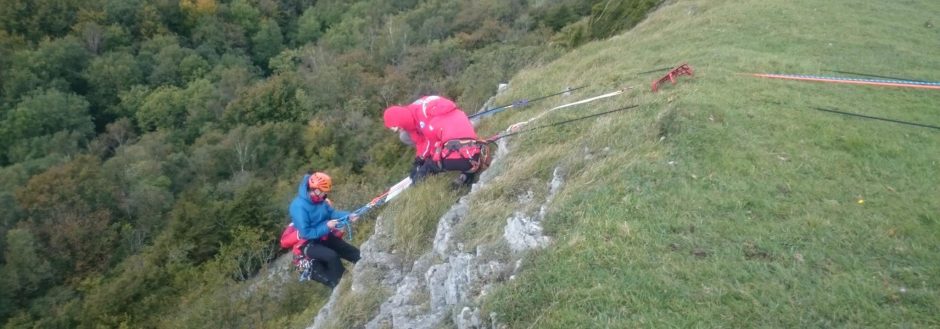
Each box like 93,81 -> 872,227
809,107 -> 940,131
825,70 -> 930,83
634,66 -> 675,75
470,85 -> 588,119
490,104 -> 641,142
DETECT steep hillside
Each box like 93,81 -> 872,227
309,0 -> 939,327
479,0 -> 940,327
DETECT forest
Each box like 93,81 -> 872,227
0,0 -> 658,327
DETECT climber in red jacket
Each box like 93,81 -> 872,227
383,95 -> 491,186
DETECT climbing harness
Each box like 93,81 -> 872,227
439,139 -> 493,173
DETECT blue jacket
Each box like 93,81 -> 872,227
289,174 -> 350,240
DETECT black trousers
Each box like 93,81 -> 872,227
302,234 -> 360,286
412,155 -> 478,183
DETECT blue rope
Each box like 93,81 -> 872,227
334,205 -> 370,241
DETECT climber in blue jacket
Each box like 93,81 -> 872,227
289,172 -> 360,288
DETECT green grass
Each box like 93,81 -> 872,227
318,277 -> 389,329
474,0 -> 940,327
386,175 -> 462,260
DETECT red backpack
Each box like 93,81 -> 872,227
279,223 -> 306,258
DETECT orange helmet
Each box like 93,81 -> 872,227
307,172 -> 332,193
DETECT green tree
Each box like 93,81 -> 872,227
0,89 -> 94,163
137,34 -> 183,80
225,123 -> 303,175
76,250 -> 180,328
1,89 -> 93,140
0,30 -> 25,92
136,4 -> 168,39
83,51 -> 143,117
5,131 -> 88,165
135,85 -> 187,131
213,226 -> 276,281
71,9 -> 109,55
100,24 -> 134,53
28,36 -> 91,93
0,166 -> 27,261
148,43 -> 192,86
0,228 -> 54,319
180,0 -> 219,30
15,156 -> 119,277
88,117 -> 138,158
163,189 -> 224,264
103,0 -> 142,32
227,0 -> 261,35
1,36 -> 91,104
179,53 -> 211,82
75,21 -> 106,55
113,84 -> 151,120
179,78 -> 223,141
211,62 -> 257,108
191,16 -> 248,60
294,6 -> 323,45
190,122 -> 303,180
0,0 -> 84,41
377,15 -> 416,65
99,130 -> 177,258
308,0 -> 354,31
251,18 -> 285,69
1,66 -> 42,109
328,97 -> 383,171
222,73 -> 303,125
321,16 -> 365,52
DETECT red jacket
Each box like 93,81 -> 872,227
384,96 -> 479,161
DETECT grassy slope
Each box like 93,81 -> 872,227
475,0 -> 940,327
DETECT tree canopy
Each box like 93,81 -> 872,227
0,0 -> 658,326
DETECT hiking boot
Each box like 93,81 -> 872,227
299,263 -> 334,288
310,270 -> 335,288
450,174 -> 467,190
461,173 -> 476,185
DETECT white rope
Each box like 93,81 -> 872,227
506,86 -> 633,133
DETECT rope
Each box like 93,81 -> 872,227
753,73 -> 940,90
470,85 -> 587,119
634,66 -> 674,75
809,107 -> 940,131
505,87 -> 633,132
825,70 -> 931,84
488,104 -> 641,142
334,177 -> 413,240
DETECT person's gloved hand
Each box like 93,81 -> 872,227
410,157 -> 430,182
